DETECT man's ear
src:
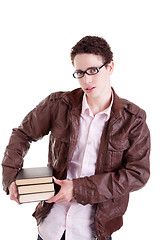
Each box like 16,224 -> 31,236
108,61 -> 114,74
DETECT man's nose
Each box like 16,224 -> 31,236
83,73 -> 92,84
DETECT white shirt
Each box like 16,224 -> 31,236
38,94 -> 113,240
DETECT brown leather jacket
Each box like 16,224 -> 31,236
2,88 -> 150,239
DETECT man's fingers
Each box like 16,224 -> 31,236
46,179 -> 73,203
53,176 -> 62,186
45,192 -> 61,203
9,182 -> 20,205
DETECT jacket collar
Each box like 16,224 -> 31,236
66,88 -> 83,116
65,87 -> 124,119
110,88 -> 124,120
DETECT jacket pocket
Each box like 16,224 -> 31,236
104,139 -> 130,171
104,150 -> 123,171
96,194 -> 129,222
48,134 -> 70,176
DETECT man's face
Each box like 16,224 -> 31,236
73,53 -> 113,102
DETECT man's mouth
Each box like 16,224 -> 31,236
85,87 -> 95,91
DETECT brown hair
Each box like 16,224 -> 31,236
71,36 -> 113,65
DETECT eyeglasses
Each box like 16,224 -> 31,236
73,61 -> 108,79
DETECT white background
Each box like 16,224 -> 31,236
0,0 -> 159,239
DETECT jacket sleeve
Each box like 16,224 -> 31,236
73,110 -> 150,205
2,94 -> 54,193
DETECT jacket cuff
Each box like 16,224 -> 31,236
73,178 -> 88,205
3,185 -> 10,195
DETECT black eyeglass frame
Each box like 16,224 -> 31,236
73,61 -> 108,79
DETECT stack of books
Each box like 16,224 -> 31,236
16,166 -> 55,203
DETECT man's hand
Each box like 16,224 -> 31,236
46,177 -> 73,203
9,182 -> 20,205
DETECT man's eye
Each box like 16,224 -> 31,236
77,71 -> 83,76
87,67 -> 98,74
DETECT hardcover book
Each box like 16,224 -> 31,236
19,191 -> 55,203
18,183 -> 55,194
16,166 -> 53,186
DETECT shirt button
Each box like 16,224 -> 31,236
81,200 -> 85,205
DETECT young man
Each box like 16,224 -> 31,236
2,36 -> 150,240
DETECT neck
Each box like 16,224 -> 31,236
87,88 -> 112,116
